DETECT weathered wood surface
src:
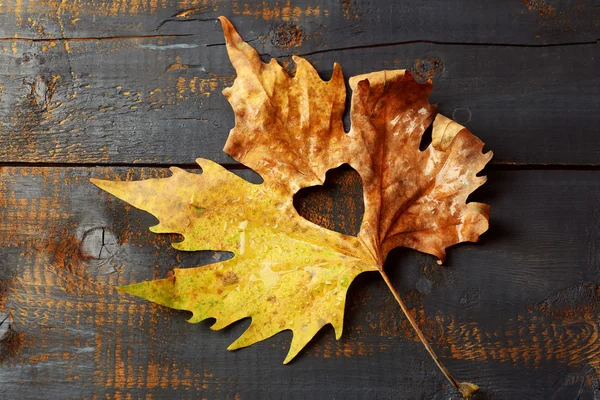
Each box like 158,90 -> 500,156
1,1 -> 600,399
0,2 -> 598,166
2,166 -> 600,398
0,0 -> 597,44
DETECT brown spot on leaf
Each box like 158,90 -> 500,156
221,271 -> 239,286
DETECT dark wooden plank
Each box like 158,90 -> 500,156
0,0 -> 597,46
0,35 -> 597,165
1,166 -> 600,398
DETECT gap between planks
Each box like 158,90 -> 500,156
278,38 -> 599,59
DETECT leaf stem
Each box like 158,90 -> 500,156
379,269 -> 478,398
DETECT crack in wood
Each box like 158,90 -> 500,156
0,34 -> 194,42
206,36 -> 261,47
276,39 -> 599,59
98,227 -> 106,259
156,18 -> 218,31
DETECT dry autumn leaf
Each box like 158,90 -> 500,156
92,17 -> 491,397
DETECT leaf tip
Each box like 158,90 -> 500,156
484,150 -> 494,163
186,312 -> 203,324
217,15 -> 232,30
90,177 -> 126,199
115,284 -> 133,295
283,340 -> 301,364
194,157 -> 209,168
435,249 -> 447,265
331,62 -> 343,79
217,16 -> 242,46
226,342 -> 242,352
334,323 -> 343,340
116,281 -> 151,297
90,177 -> 109,190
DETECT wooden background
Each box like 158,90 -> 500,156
0,1 -> 599,398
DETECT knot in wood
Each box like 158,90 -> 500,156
270,22 -> 304,50
80,227 -> 119,260
412,57 -> 444,83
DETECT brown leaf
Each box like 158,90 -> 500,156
220,17 -> 347,195
346,71 -> 491,264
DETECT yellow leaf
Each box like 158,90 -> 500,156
92,159 -> 375,363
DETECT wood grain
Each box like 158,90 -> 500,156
1,166 -> 600,398
0,0 -> 596,44
1,1 -> 599,398
0,35 -> 597,166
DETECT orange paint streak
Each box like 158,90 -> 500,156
232,1 -> 326,21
